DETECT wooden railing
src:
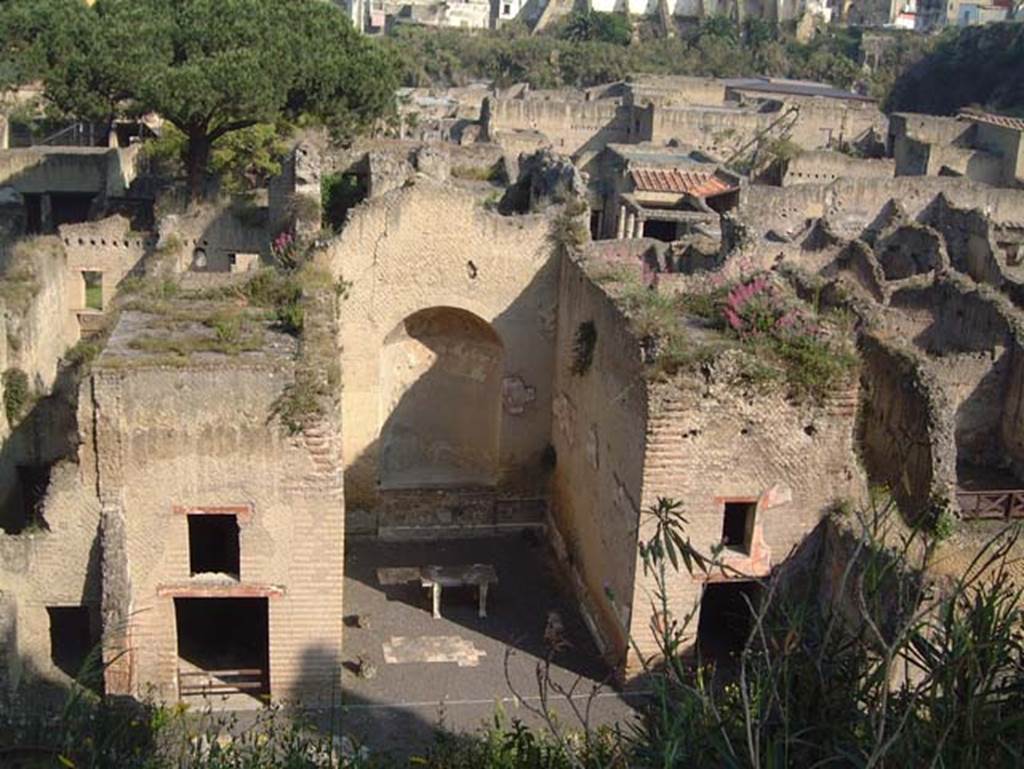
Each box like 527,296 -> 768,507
957,489 -> 1024,520
178,667 -> 267,698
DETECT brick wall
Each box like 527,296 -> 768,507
629,370 -> 865,665
91,350 -> 345,703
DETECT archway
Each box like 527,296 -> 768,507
379,307 -> 503,489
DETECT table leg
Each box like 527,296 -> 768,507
432,583 -> 441,619
478,582 -> 489,619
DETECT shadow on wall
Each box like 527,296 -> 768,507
0,361 -> 83,533
379,307 -> 504,490
343,257 -> 558,518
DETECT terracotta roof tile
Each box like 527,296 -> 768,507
629,167 -> 736,197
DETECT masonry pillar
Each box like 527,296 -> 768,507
616,205 -> 626,239
634,216 -> 644,239
91,372 -> 134,697
625,210 -> 636,239
40,194 -> 53,234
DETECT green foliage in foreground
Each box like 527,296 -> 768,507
3,497 -> 1022,768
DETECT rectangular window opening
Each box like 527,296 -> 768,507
0,464 -> 53,534
83,271 -> 103,310
188,514 -> 240,577
48,605 -> 99,686
721,501 -> 756,554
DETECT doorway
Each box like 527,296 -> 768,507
174,597 -> 269,701
697,580 -> 761,662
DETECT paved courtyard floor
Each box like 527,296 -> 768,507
330,533 -> 644,758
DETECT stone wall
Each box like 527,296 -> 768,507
0,456 -> 102,696
549,256 -> 648,663
783,150 -> 894,186
1,237 -> 79,394
320,180 -> 559,534
737,178 -> 1024,242
482,96 -> 632,159
974,122 -> 1024,186
58,216 -> 150,313
858,334 -> 956,520
90,340 -> 345,703
639,100 -> 884,157
157,203 -> 269,273
0,146 -> 138,196
623,75 -> 727,107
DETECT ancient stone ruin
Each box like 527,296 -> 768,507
1,73 -> 1023,709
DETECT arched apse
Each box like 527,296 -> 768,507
379,307 -> 504,489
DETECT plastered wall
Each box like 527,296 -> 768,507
783,150 -> 894,186
549,256 -> 648,662
0,146 -> 138,196
320,181 -> 558,531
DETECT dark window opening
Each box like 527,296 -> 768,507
175,597 -> 269,701
721,501 -> 756,554
188,514 -> 240,577
589,210 -> 602,239
697,581 -> 760,661
48,605 -> 100,685
24,194 -> 42,234
643,219 -> 678,242
322,172 -> 369,231
50,193 -> 94,227
83,271 -> 103,310
1,464 -> 52,534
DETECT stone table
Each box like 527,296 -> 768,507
420,564 -> 498,619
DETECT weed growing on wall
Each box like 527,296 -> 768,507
2,367 -> 31,424
549,200 -> 589,259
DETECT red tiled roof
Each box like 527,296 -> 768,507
960,110 -> 1024,132
629,167 -> 736,197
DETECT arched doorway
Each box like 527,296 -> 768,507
379,307 -> 503,489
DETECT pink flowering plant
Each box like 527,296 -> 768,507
675,272 -> 857,400
271,230 -> 301,270
722,274 -> 816,342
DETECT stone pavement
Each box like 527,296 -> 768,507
329,534 -> 645,759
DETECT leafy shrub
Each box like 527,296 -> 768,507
322,172 -> 367,231
2,367 -> 30,424
548,199 -> 589,258
570,321 -> 597,375
271,367 -> 327,435
559,10 -> 632,46
271,230 -> 302,270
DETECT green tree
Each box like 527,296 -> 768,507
1,0 -> 398,199
560,10 -> 632,47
